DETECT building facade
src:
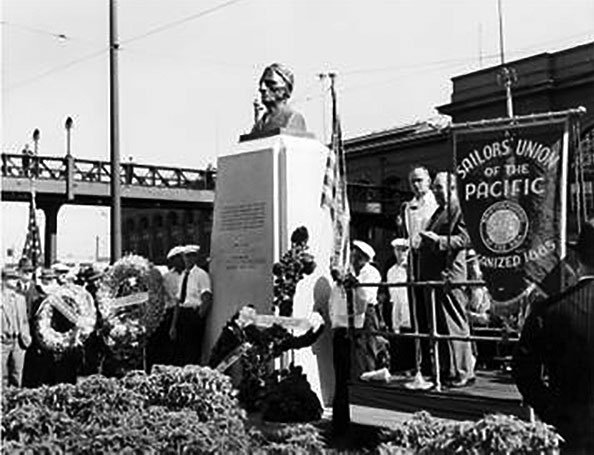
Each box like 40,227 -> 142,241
122,207 -> 212,266
345,41 -> 594,268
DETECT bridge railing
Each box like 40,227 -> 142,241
1,153 -> 216,190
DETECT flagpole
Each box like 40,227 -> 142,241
497,0 -> 515,118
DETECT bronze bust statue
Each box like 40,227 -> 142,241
251,63 -> 307,134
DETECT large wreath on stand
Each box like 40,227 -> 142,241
209,226 -> 325,422
36,284 -> 97,355
96,255 -> 165,375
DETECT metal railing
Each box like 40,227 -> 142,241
346,279 -> 521,392
1,153 -> 217,190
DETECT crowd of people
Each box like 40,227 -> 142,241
3,163 -> 592,452
1,243 -> 213,389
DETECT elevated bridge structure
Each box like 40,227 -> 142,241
1,153 -> 216,266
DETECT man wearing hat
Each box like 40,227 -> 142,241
147,246 -> 185,368
175,244 -> 212,365
384,238 -> 417,373
513,218 -> 594,454
251,63 -> 307,134
1,269 -> 32,387
329,239 -> 381,434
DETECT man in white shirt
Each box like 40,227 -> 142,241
402,166 -> 438,249
385,238 -> 417,373
387,238 -> 411,332
330,240 -> 381,435
176,244 -> 212,365
401,166 -> 438,376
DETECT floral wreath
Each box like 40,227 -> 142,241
272,226 -> 316,316
96,255 -> 165,363
36,284 -> 97,355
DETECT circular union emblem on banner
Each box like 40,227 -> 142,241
480,201 -> 529,254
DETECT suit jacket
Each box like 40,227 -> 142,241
513,277 -> 594,449
2,287 -> 32,348
418,202 -> 470,282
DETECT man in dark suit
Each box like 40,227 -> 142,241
1,270 -> 32,387
513,218 -> 594,454
418,171 -> 475,387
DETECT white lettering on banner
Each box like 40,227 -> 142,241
516,139 -> 561,170
478,240 -> 557,270
465,177 -> 545,201
456,137 -> 561,180
523,240 -> 556,263
456,139 -> 512,179
479,254 -> 522,269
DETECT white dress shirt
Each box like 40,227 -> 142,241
403,191 -> 438,249
329,262 -> 381,329
177,265 -> 211,308
386,262 -> 411,331
162,269 -> 182,310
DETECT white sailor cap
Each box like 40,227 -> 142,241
166,245 -> 186,260
51,263 -> 71,273
352,240 -> 375,261
183,244 -> 201,255
391,238 -> 409,249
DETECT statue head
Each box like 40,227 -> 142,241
258,63 -> 294,108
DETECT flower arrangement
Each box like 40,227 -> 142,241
272,226 -> 316,316
96,255 -> 165,369
36,283 -> 97,355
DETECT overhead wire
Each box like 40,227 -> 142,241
120,0 -> 247,45
3,48 -> 108,92
0,20 -> 70,41
3,0 -> 248,92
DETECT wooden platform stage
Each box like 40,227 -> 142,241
349,370 -> 530,427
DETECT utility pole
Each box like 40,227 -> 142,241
109,0 -> 122,262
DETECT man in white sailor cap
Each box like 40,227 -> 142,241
148,245 -> 185,367
330,239 -> 382,434
175,244 -> 212,365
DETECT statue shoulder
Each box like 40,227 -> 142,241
286,109 -> 306,131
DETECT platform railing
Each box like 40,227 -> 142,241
346,279 -> 522,392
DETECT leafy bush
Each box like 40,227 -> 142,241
379,412 -> 563,455
255,423 -> 326,455
121,364 -> 246,425
1,366 -> 253,454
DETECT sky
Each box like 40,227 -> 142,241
2,0 -> 594,263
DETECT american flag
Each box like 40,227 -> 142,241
321,75 -> 350,275
21,188 -> 43,268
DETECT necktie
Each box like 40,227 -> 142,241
179,270 -> 190,304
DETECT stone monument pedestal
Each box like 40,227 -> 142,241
206,133 -> 335,405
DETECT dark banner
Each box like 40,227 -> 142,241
455,121 -> 568,303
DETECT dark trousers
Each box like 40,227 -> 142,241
332,328 -> 351,433
411,287 -> 432,375
175,307 -> 204,365
147,309 -> 175,369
